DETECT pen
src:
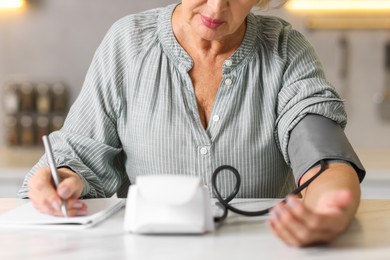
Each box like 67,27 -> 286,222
42,135 -> 68,217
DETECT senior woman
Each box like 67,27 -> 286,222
19,0 -> 365,246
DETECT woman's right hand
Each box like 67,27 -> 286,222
28,167 -> 88,217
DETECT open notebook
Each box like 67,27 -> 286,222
0,198 -> 125,229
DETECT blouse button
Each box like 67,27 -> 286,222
225,59 -> 233,67
200,147 -> 209,155
225,78 -> 232,86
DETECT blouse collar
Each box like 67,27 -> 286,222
157,3 -> 259,73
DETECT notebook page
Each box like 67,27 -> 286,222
0,198 -> 125,229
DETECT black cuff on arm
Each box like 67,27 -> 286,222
288,114 -> 366,185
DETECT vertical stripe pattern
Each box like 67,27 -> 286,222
18,4 -> 346,199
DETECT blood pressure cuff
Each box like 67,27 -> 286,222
288,114 -> 366,185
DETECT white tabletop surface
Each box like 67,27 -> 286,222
0,199 -> 390,260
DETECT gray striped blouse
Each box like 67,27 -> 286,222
18,4 -> 347,199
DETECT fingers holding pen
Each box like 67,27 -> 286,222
57,175 -> 88,217
57,167 -> 84,200
28,167 -> 87,217
56,167 -> 88,216
28,167 -> 63,216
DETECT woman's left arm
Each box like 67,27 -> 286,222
268,162 -> 361,247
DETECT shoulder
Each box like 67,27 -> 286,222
251,13 -> 306,43
112,7 -> 162,33
111,8 -> 162,35
101,7 -> 165,54
252,14 -> 291,32
250,13 -> 315,61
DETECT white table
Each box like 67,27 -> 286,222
0,199 -> 389,260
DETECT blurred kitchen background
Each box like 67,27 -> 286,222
0,0 -> 389,197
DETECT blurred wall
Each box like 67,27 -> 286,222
0,0 -> 389,150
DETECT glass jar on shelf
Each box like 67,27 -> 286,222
3,82 -> 20,114
51,82 -> 68,113
20,82 -> 36,112
36,83 -> 51,114
36,116 -> 50,145
5,115 -> 19,146
20,115 -> 35,146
